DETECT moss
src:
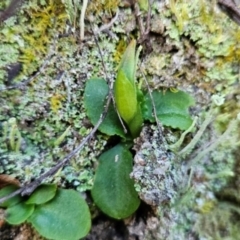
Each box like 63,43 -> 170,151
113,39 -> 127,64
194,202 -> 240,239
86,0 -> 120,16
131,106 -> 239,238
0,0 -> 240,238
0,0 -> 131,193
0,0 -> 68,83
0,0 -> 117,191
142,0 -> 240,118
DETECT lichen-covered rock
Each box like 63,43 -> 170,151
131,125 -> 187,206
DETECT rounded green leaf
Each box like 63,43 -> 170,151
25,184 -> 57,205
28,189 -> 91,240
142,89 -> 195,130
6,201 -> 35,225
157,112 -> 193,130
91,144 -> 140,219
84,78 -> 125,138
0,185 -> 21,208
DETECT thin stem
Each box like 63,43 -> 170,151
90,22 -> 128,134
80,0 -> 88,40
0,99 -> 111,204
179,110 -> 214,157
139,63 -> 165,144
0,0 -> 22,22
95,9 -> 119,34
186,118 -> 238,187
169,116 -> 198,153
0,40 -> 56,92
188,118 -> 238,167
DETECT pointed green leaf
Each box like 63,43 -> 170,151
28,189 -> 91,240
118,39 -> 137,83
142,89 -> 195,130
84,78 -> 125,138
114,39 -> 143,137
25,184 -> 57,205
6,201 -> 35,225
91,144 -> 140,219
0,185 -> 21,208
114,69 -> 138,124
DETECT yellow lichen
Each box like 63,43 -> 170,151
86,0 -> 120,17
198,200 -> 216,214
50,93 -> 65,112
19,0 -> 67,75
113,39 -> 127,64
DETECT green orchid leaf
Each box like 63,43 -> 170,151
118,39 -> 137,83
158,113 -> 194,130
0,185 -> 21,208
128,104 -> 143,138
91,144 -> 140,219
114,39 -> 143,137
114,69 -> 138,124
84,78 -> 125,138
142,89 -> 195,130
28,189 -> 91,240
25,184 -> 57,205
6,201 -> 35,225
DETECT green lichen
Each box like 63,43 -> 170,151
0,0 -> 120,191
142,0 -> 240,115
1,0 -> 240,239
0,0 -> 68,84
0,0 -> 135,195
131,105 -> 239,239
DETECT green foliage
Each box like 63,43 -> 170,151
114,40 -> 143,137
91,144 -> 140,219
28,189 -> 91,240
83,40 -> 195,221
25,184 -> 57,205
0,185 -> 21,207
115,69 -> 138,124
84,78 -> 194,136
142,89 -> 195,130
113,40 -> 195,135
1,185 -> 91,239
84,78 -> 125,138
6,201 -> 35,225
128,103 -> 144,139
117,40 -> 137,86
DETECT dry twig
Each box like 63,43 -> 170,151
134,0 -> 151,43
0,0 -> 22,22
218,0 -> 240,25
139,62 -> 165,144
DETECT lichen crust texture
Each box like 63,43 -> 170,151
0,0 -> 240,239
